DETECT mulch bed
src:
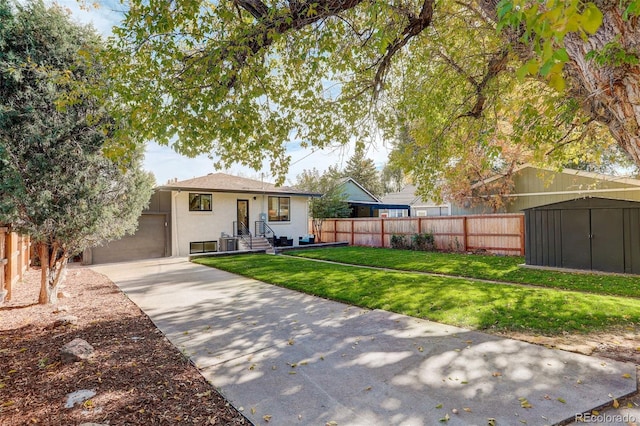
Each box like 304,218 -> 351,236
0,265 -> 248,425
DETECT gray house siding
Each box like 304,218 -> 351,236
452,167 -> 640,215
85,191 -> 172,264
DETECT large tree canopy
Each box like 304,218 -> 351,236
0,0 -> 154,304
110,0 -> 640,199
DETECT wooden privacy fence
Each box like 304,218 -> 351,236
1,226 -> 31,301
313,214 -> 525,255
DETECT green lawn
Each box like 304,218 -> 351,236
193,254 -> 640,335
286,246 -> 640,298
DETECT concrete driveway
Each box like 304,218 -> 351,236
92,257 -> 637,426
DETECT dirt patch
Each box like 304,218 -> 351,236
500,328 -> 640,365
0,265 -> 247,425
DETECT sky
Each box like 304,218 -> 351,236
54,0 -> 393,187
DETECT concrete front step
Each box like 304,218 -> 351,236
238,237 -> 272,251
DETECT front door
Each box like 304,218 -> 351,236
237,200 -> 249,235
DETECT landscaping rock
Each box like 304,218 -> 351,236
53,305 -> 70,313
53,315 -> 78,328
60,338 -> 94,363
64,389 -> 96,409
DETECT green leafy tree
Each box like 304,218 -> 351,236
110,0 -> 640,198
0,0 -> 154,304
295,167 -> 350,241
294,166 -> 342,194
342,151 -> 385,198
309,189 -> 351,242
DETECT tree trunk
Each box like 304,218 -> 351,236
37,242 -> 69,305
312,219 -> 324,243
562,5 -> 640,162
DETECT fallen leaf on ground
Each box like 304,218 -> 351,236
518,397 -> 532,409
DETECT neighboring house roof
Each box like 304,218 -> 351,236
156,173 -> 320,197
336,177 -> 381,203
381,185 -> 447,207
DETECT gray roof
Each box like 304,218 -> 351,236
156,173 -> 320,196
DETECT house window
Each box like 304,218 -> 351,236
388,209 -> 407,218
268,196 -> 290,221
189,193 -> 212,211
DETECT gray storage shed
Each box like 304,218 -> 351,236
524,197 -> 640,274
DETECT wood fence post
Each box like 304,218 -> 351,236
381,218 -> 385,248
462,216 -> 469,252
351,220 -> 355,246
0,227 -> 6,299
5,230 -> 14,301
519,214 -> 525,256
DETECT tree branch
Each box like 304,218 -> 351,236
234,0 -> 270,20
457,49 -> 509,118
545,118 -> 595,156
373,0 -> 435,95
179,0 -> 367,89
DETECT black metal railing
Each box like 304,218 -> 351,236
233,221 -> 252,249
255,220 -> 276,239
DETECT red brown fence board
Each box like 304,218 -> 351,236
1,226 -> 31,301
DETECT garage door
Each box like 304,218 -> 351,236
91,214 -> 167,264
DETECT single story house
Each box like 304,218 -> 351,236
85,173 -> 319,263
336,177 -> 409,218
380,185 -> 449,217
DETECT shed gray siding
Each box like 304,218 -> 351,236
525,197 -> 640,274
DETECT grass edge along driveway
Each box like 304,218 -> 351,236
193,254 -> 640,336
286,246 -> 640,298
